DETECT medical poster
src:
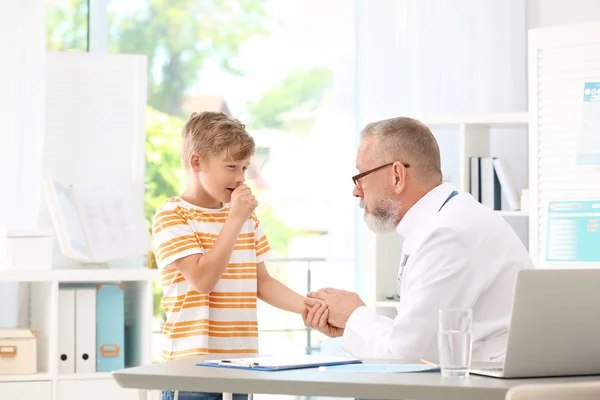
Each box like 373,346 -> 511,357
545,200 -> 600,263
576,82 -> 600,165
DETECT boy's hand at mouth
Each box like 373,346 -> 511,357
229,184 -> 258,221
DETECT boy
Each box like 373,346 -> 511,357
152,112 -> 318,400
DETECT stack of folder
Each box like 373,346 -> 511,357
58,283 -> 125,373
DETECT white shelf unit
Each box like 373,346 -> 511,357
418,112 -> 528,127
418,112 -> 529,197
495,210 -> 529,217
374,301 -> 400,309
0,267 -> 156,400
0,373 -> 53,383
370,113 -> 530,316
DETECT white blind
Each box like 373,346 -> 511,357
530,22 -> 600,267
42,52 -> 149,266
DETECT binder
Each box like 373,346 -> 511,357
58,288 -> 75,374
480,157 -> 501,210
469,156 -> 481,202
493,158 -> 521,211
75,287 -> 96,373
198,355 -> 362,371
96,284 -> 125,372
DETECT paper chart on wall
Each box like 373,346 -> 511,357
577,82 -> 600,166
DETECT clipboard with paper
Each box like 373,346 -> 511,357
198,355 -> 362,371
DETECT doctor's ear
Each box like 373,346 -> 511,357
391,161 -> 407,194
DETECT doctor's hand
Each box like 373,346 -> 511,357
302,302 -> 344,338
306,288 -> 366,328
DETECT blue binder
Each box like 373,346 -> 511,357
96,283 -> 125,372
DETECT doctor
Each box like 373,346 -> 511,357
303,117 -> 533,362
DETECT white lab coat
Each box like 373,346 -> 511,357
342,183 -> 533,362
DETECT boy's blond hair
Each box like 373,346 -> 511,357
181,112 -> 255,168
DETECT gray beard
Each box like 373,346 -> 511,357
360,196 -> 401,234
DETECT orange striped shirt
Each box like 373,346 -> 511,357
152,197 -> 271,361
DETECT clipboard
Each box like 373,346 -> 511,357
197,355 -> 362,371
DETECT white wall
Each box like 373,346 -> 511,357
0,0 -> 45,328
355,0 -> 600,298
0,0 -> 45,230
354,0 -> 406,300
527,0 -> 600,29
354,0 -> 529,300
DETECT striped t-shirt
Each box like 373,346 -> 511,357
152,197 -> 271,361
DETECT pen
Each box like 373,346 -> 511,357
420,359 -> 439,368
220,360 -> 260,367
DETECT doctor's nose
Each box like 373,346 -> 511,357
352,186 -> 362,198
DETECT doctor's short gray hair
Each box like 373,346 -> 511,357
360,117 -> 442,185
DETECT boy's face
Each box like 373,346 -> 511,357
197,150 -> 251,204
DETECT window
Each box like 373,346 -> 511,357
46,0 -> 89,51
108,0 -> 357,356
50,0 -> 358,358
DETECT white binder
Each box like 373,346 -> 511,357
75,288 -> 96,373
58,288 -> 75,374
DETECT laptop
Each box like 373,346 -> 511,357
470,269 -> 600,379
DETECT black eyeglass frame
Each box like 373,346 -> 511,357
352,161 -> 410,190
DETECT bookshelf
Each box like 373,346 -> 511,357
0,51 -> 157,400
369,112 -> 530,316
0,267 -> 156,400
418,112 -> 529,211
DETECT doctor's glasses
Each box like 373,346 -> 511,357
352,162 -> 410,190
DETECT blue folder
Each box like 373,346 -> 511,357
320,363 -> 440,373
96,283 -> 125,372
198,356 -> 362,371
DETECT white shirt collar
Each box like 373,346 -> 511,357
396,182 -> 457,239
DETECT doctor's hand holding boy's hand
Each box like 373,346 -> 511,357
302,299 -> 345,338
304,288 -> 366,332
229,184 -> 258,221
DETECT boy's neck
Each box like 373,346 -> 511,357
181,182 -> 223,209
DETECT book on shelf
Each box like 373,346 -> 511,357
493,158 -> 521,211
43,175 -> 150,264
469,156 -> 481,202
480,157 -> 501,210
469,157 -> 520,211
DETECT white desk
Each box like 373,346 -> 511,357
112,357 -> 600,400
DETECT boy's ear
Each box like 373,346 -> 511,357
190,153 -> 202,172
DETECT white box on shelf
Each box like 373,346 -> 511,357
0,329 -> 37,375
0,230 -> 53,270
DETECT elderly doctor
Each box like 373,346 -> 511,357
303,117 -> 533,362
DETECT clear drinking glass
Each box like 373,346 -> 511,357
438,309 -> 473,377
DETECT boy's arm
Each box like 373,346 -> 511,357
257,261 -> 306,314
172,217 -> 245,293
172,185 -> 257,294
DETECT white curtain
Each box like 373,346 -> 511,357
0,0 -> 45,327
0,0 -> 45,230
354,0 -> 527,300
356,0 -> 526,119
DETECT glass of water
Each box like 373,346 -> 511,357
438,309 -> 473,377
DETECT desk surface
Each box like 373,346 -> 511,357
112,357 -> 600,400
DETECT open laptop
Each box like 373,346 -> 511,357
470,269 -> 600,378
